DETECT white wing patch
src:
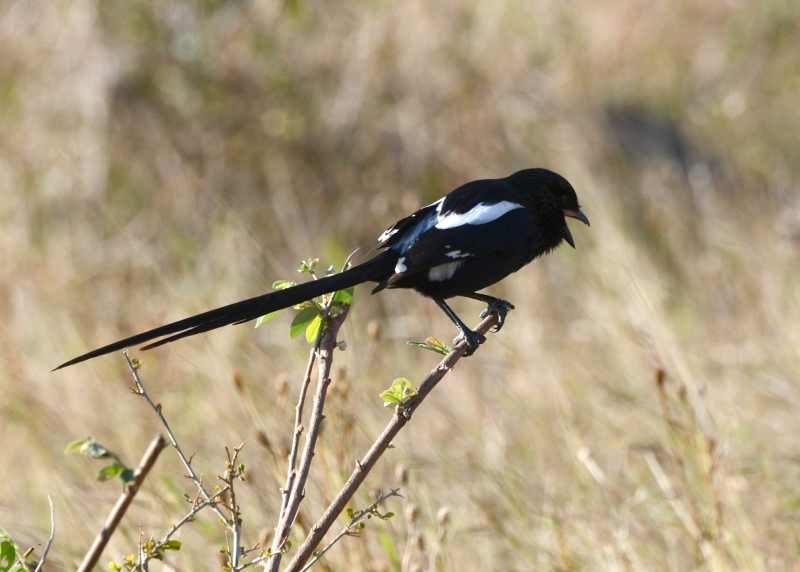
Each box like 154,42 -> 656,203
394,256 -> 408,274
445,250 -> 471,259
428,261 -> 462,282
435,200 -> 524,230
378,227 -> 399,244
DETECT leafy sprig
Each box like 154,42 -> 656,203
65,437 -> 135,485
255,258 -> 355,345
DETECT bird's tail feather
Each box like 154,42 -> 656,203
54,252 -> 394,370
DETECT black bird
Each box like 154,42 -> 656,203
55,168 -> 588,370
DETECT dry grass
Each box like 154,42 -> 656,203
2,0 -> 800,570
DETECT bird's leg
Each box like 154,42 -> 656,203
460,293 -> 515,333
433,298 -> 485,356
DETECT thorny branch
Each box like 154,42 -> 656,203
125,352 -> 230,525
283,313 -> 500,572
158,485 -> 232,551
222,444 -> 246,568
123,353 -> 245,568
265,294 -> 351,571
275,348 -> 317,544
298,489 -> 402,572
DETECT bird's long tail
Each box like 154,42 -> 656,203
54,252 -> 395,370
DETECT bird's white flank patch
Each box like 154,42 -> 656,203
445,250 -> 471,259
435,201 -> 524,230
395,256 -> 408,274
428,261 -> 462,281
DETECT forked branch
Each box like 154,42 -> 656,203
284,313 -> 499,572
265,300 -> 351,571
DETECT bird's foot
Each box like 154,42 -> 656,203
479,299 -> 515,332
453,329 -> 486,356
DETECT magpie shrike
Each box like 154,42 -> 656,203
55,168 -> 588,369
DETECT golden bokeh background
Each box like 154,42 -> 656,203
2,1 -> 799,569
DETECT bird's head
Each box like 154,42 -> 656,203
509,168 -> 590,248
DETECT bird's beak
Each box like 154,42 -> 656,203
564,208 -> 590,226
562,208 -> 589,249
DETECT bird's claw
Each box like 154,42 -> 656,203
479,299 -> 515,332
453,329 -> 486,356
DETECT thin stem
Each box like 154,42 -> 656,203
284,314 -> 499,572
299,489 -> 402,572
124,352 -> 229,525
279,349 -> 318,521
265,302 -> 350,571
78,435 -> 168,572
160,486 -> 232,546
32,495 -> 55,572
223,445 -> 245,569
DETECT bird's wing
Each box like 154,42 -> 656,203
375,198 -> 443,250
376,177 -> 514,251
383,201 -> 533,288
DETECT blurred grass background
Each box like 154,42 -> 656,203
2,0 -> 800,569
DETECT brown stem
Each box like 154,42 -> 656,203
284,314 -> 498,572
278,349 -> 317,525
32,496 -> 55,572
78,434 -> 167,572
265,304 -> 350,571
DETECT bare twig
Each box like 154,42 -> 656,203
15,548 -> 33,572
278,349 -> 318,530
264,256 -> 358,571
32,495 -> 55,572
159,485 -> 232,548
284,314 -> 499,572
265,300 -> 351,571
124,352 -> 229,526
78,435 -> 168,572
222,445 -> 246,569
299,489 -> 402,572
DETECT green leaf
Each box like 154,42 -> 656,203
272,280 -> 296,290
97,462 -> 125,482
0,533 -> 16,572
65,437 -> 110,459
305,314 -> 323,344
332,287 -> 354,306
292,300 -> 317,311
65,437 -> 91,454
297,258 -> 319,274
406,336 -> 451,356
290,307 -> 319,338
160,540 -> 181,551
255,311 -> 281,328
379,377 -> 418,407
